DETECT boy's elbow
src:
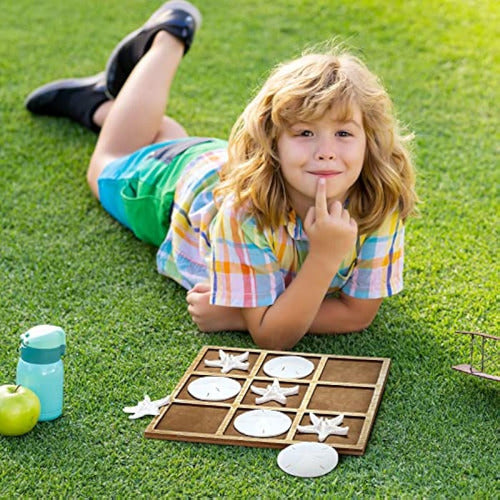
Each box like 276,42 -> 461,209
352,310 -> 377,332
250,334 -> 291,351
352,319 -> 372,332
338,295 -> 382,333
245,310 -> 304,350
250,327 -> 301,351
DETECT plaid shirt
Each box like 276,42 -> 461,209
157,145 -> 404,307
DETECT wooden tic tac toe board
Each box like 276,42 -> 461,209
145,346 -> 390,455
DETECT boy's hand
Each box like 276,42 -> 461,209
303,178 -> 358,272
186,282 -> 245,332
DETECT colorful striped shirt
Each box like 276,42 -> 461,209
157,144 -> 404,307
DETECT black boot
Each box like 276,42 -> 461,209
105,1 -> 202,98
25,72 -> 108,133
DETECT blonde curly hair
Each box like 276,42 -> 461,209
215,47 -> 418,234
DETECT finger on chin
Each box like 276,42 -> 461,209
315,178 -> 328,214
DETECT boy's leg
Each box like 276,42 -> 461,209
92,102 -> 185,142
86,1 -> 202,197
25,1 -> 201,198
25,1 -> 200,137
87,31 -> 188,198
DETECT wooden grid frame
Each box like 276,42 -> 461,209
145,345 -> 391,455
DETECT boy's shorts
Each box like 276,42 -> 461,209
97,137 -> 223,246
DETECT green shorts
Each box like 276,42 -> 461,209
97,137 -> 226,246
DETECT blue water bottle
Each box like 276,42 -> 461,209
16,325 -> 66,422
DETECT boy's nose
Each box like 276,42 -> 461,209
315,149 -> 337,161
314,137 -> 337,161
317,152 -> 337,160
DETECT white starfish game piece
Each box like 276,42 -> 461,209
250,378 -> 299,405
297,412 -> 349,441
123,394 -> 171,419
204,349 -> 250,373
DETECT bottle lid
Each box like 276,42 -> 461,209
20,325 -> 66,350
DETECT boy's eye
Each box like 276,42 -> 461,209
299,130 -> 314,137
336,130 -> 352,137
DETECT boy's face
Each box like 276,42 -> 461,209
277,103 -> 366,220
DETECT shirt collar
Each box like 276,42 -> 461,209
285,209 -> 307,241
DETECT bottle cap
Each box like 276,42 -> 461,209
20,325 -> 66,350
19,325 -> 66,364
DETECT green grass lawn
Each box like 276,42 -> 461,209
1,0 -> 498,496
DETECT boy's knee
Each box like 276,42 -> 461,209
87,158 -> 103,199
87,149 -> 118,199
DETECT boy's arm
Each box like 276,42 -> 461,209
187,249 -> 336,344
241,260 -> 372,349
187,286 -> 381,338
308,293 -> 382,333
241,179 -> 363,349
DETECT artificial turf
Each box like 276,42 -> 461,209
0,0 -> 498,497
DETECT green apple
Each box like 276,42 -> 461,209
0,384 -> 41,436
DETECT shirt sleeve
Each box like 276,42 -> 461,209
208,201 -> 285,308
341,211 -> 405,299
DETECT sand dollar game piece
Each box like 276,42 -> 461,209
263,355 -> 314,379
277,442 -> 339,478
234,409 -> 292,437
188,376 -> 241,401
